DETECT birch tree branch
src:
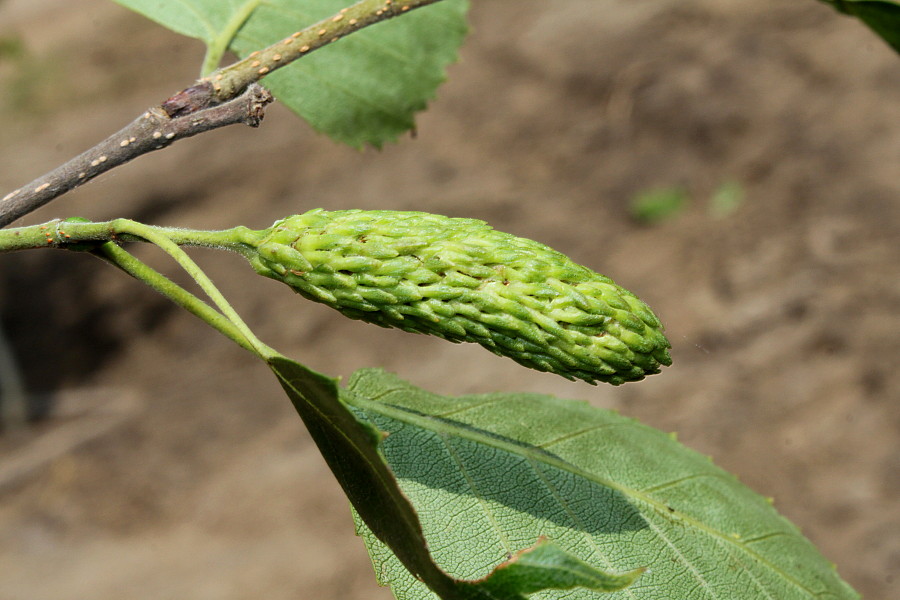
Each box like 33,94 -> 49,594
204,0 -> 446,103
0,0 -> 447,228
0,85 -> 273,228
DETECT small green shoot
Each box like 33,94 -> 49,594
709,181 -> 745,218
629,186 -> 689,225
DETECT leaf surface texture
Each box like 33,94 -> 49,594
113,0 -> 468,146
345,368 -> 859,600
269,356 -> 640,599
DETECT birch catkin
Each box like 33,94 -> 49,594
246,209 -> 671,384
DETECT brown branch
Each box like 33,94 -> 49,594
205,0 -> 446,102
0,85 -> 273,228
159,0 -> 447,116
0,0 -> 447,228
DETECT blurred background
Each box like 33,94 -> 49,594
0,0 -> 898,598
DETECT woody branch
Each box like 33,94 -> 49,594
0,0 -> 446,229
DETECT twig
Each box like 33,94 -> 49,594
0,0 -> 447,228
160,0 -> 446,117
201,0 -> 263,77
92,242 -> 261,356
0,85 -> 273,228
204,0 -> 446,103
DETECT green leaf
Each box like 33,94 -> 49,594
628,186 -> 688,224
112,0 -> 469,147
456,540 -> 643,597
236,0 -> 469,148
819,0 -> 900,53
708,181 -> 744,219
345,368 -> 860,600
268,354 -> 640,599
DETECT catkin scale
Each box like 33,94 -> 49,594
246,209 -> 672,385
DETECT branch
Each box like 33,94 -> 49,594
0,0 -> 447,228
0,85 -> 273,229
203,0 -> 446,104
159,0 -> 447,118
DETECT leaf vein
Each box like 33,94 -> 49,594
529,458 -> 641,600
644,516 -> 721,600
170,0 -> 218,41
640,472 -> 735,495
442,432 -> 514,557
538,422 -> 629,449
351,396 -> 831,598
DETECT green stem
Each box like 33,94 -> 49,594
91,242 -> 259,355
125,223 -> 264,257
106,219 -> 275,359
0,218 -> 275,358
201,0 -> 263,77
0,219 -> 265,256
0,219 -> 64,252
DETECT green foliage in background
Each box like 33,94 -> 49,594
630,182 -> 746,224
709,181 -> 745,218
5,0 -> 893,597
0,34 -> 24,60
628,186 -> 689,224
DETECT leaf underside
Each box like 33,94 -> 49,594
269,355 -> 640,600
344,368 -> 860,600
112,0 -> 469,147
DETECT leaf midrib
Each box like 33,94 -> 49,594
346,392 -> 821,598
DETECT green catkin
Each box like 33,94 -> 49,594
245,209 -> 672,385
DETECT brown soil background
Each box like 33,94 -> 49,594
0,0 -> 898,598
